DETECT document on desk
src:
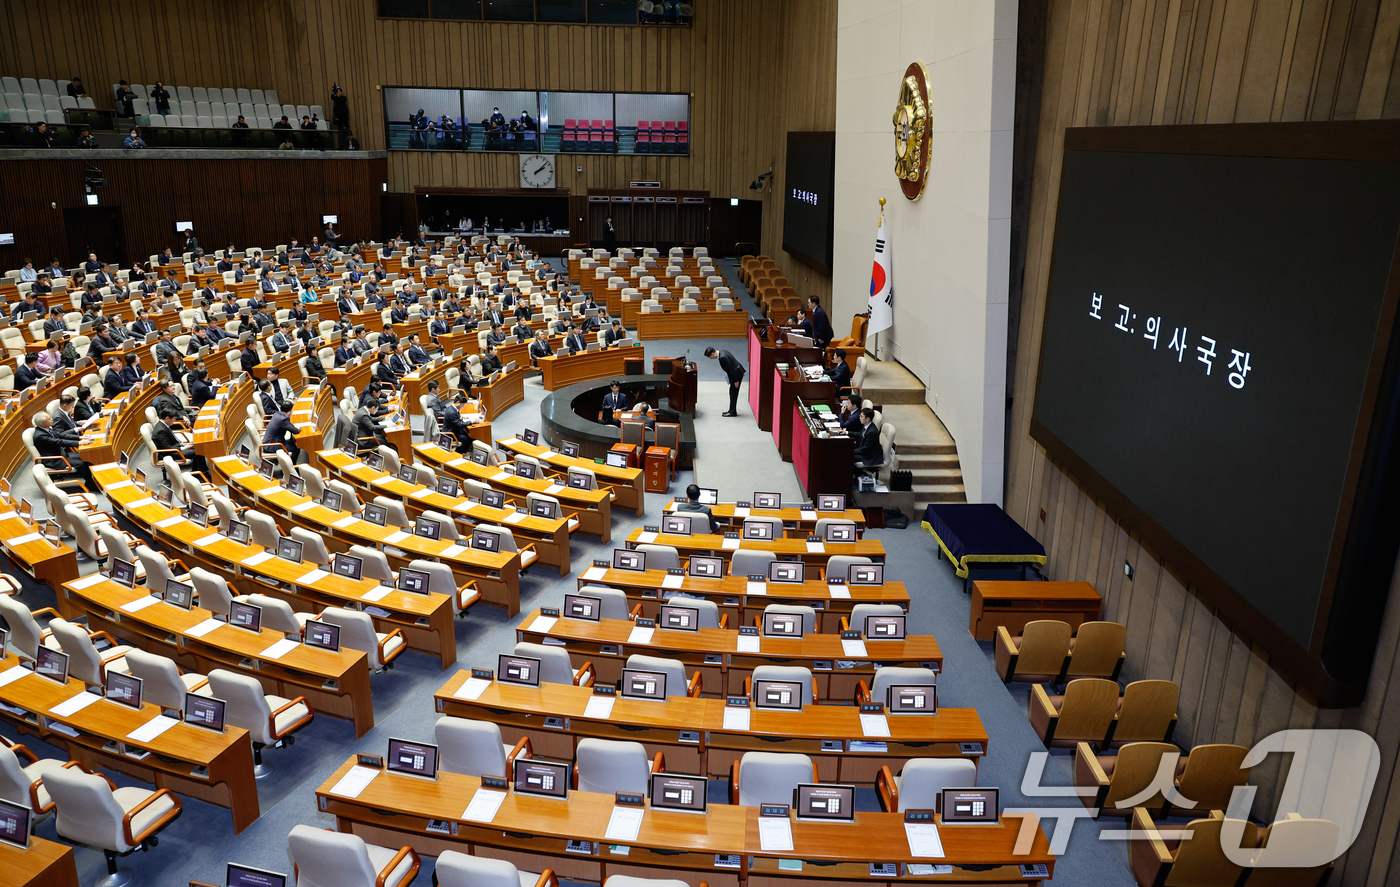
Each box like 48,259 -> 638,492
70,573 -> 107,590
859,713 -> 891,737
746,580 -> 767,595
539,450 -> 558,460
120,595 -> 162,613
584,696 -> 615,720
126,498 -> 156,509
299,568 -> 330,584
185,617 -> 224,638
0,666 -> 28,687
581,566 -> 607,581
503,511 -> 526,524
241,552 -> 275,567
259,638 -> 300,660
841,638 -> 868,658
733,507 -> 750,518
329,765 -> 380,799
636,531 -> 658,544
627,626 -> 655,644
528,615 -> 558,633
661,573 -> 685,590
722,537 -> 741,550
409,489 -> 434,500
263,485 -> 287,496
606,805 -> 644,842
332,516 -> 359,528
454,677 -> 491,700
342,461 -> 365,472
49,691 -> 101,717
806,541 -> 826,554
290,501 -> 319,513
154,516 -> 184,529
194,533 -> 225,548
500,437 -> 520,446
105,480 -> 134,491
360,587 -> 392,602
545,483 -> 565,495
461,788 -> 507,823
127,714 -> 180,743
757,816 -> 794,852
7,532 -> 43,545
828,586 -> 851,599
723,706 -> 751,731
383,531 -> 411,544
492,471 -> 513,482
904,822 -> 945,858
439,544 -> 467,558
448,458 -> 469,467
736,636 -> 761,654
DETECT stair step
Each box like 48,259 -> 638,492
898,443 -> 958,455
911,483 -> 966,494
906,468 -> 963,481
862,388 -> 928,406
899,457 -> 960,471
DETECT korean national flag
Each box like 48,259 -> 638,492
868,216 -> 893,335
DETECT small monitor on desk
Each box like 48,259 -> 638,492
754,492 -> 781,510
824,523 -> 856,543
227,520 -> 252,544
258,458 -> 276,479
304,619 -> 341,652
888,684 -> 937,714
363,453 -> 384,470
110,557 -> 137,588
320,489 -> 343,512
286,475 -> 306,496
229,601 -> 263,632
697,487 -> 719,506
941,788 -> 999,824
471,448 -> 490,466
514,460 -> 538,480
662,513 -> 694,536
184,692 -> 226,732
471,528 -> 500,552
482,489 -> 506,509
498,654 -> 542,687
226,863 -> 288,887
689,555 -> 724,578
362,503 -> 388,527
849,563 -> 883,585
865,614 -> 906,639
816,494 -> 846,512
605,451 -> 628,469
436,433 -> 456,451
104,671 -> 143,709
435,476 -> 459,497
522,429 -> 539,446
762,611 -> 804,637
613,549 -> 646,572
621,668 -> 667,701
650,773 -> 707,814
768,561 -> 805,584
514,758 -> 569,799
795,784 -> 855,822
187,501 -> 210,527
0,798 -> 31,849
659,604 -> 700,631
396,464 -> 417,483
275,537 -> 304,563
742,521 -> 774,541
560,441 -> 580,458
32,647 -> 69,685
164,580 -> 194,610
530,498 -> 558,519
754,679 -> 804,710
398,567 -> 431,595
567,470 -> 592,490
332,553 -> 363,581
563,594 -> 602,621
386,737 -> 438,781
340,440 -> 359,457
414,516 -> 442,541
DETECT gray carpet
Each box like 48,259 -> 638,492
0,258 -> 1137,886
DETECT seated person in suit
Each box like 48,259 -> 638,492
379,323 -> 400,349
334,334 -> 359,367
828,349 -> 852,388
677,483 -> 721,534
239,339 -> 260,373
423,380 -> 447,421
562,323 -> 588,354
80,282 -> 104,310
528,329 -> 554,363
188,368 -> 218,409
31,411 -> 95,489
837,394 -> 864,434
406,333 -> 430,366
479,343 -> 504,376
351,402 -> 390,449
604,318 -> 628,346
102,354 -> 140,399
262,402 -> 303,465
510,318 -> 532,341
852,408 -> 882,470
14,353 -> 42,391
152,407 -> 209,475
442,392 -> 473,453
485,323 -> 506,347
269,322 -> 295,354
374,352 -> 399,387
42,306 -> 67,337
154,378 -> 193,425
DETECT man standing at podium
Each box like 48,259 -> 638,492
704,346 -> 745,417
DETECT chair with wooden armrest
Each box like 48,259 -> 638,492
435,716 -> 531,779
0,596 -> 64,658
856,666 -> 937,707
626,653 -> 702,697
48,617 -> 132,685
435,852 -> 558,887
1030,678 -> 1120,748
730,751 -> 817,806
124,649 -> 210,712
44,761 -> 183,887
1076,741 -> 1180,817
0,737 -> 64,815
664,594 -> 725,629
515,641 -> 594,688
876,758 -> 977,812
288,823 -> 419,887
133,544 -> 191,595
994,619 -> 1073,683
1130,809 -> 1253,887
525,491 -> 579,532
577,584 -> 640,621
1063,621 -> 1127,683
1105,680 -> 1180,747
840,602 -> 904,634
574,738 -> 664,795
605,877 -> 705,887
21,427 -> 89,492
318,606 -> 405,671
207,669 -> 313,778
475,523 -> 539,572
1241,816 -> 1338,887
757,603 -> 817,637
1166,744 -> 1251,819
406,558 -> 479,615
746,666 -> 817,706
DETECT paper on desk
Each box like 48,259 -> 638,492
194,533 -> 224,548
127,715 -> 180,743
828,586 -> 851,599
291,501 -> 319,513
409,489 -> 434,500
0,511 -> 15,521
242,552 -> 275,567
636,531 -> 658,544
733,507 -> 750,518
361,587 -> 392,602
259,638 -> 300,660
332,516 -> 359,528
120,596 -> 162,613
263,485 -> 286,496
745,580 -> 767,595
491,471 -> 512,481
661,574 -> 685,590
299,568 -> 330,584
439,544 -> 466,558
6,532 -> 43,545
545,483 -> 565,495
129,498 -> 158,509
539,450 -> 558,460
105,480 -> 134,491
329,765 -> 379,799
0,666 -> 28,687
383,531 -> 411,544
343,461 -> 365,471
503,511 -> 525,524
722,537 -> 740,550
49,691 -> 101,717
454,677 -> 491,700
859,713 -> 891,737
185,617 -> 224,637
70,573 -> 106,590
627,626 -> 655,645
448,458 -> 469,467
736,636 -> 761,654
581,566 -> 607,581
905,822 -> 945,858
907,864 -> 954,876
605,806 -> 644,842
529,615 -> 558,633
723,706 -> 751,731
841,639 -> 868,658
500,437 -> 519,445
231,471 -> 257,480
461,789 -> 507,823
151,515 -> 183,529
806,541 -> 826,554
757,815 -> 794,852
584,695 -> 615,720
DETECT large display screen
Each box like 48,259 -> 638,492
782,132 -> 836,273
1031,122 -> 1400,706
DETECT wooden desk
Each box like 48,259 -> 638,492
435,673 -> 987,782
746,322 -> 823,433
623,528 -> 885,567
791,402 -> 855,498
316,758 -> 1053,886
538,347 -> 631,392
515,609 -> 941,701
0,836 -> 79,887
969,581 -> 1103,641
575,566 -> 910,633
661,501 -> 866,535
496,435 -> 645,516
772,367 -> 837,462
324,356 -> 376,398
636,310 -> 749,340
401,358 -> 453,417
59,575 -> 376,738
477,365 -> 527,419
415,441 -> 613,544
0,653 -> 260,833
0,511 -> 79,595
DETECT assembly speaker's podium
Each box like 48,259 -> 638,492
663,355 -> 698,412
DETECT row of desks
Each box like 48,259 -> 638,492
622,527 -> 885,567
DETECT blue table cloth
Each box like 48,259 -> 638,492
921,503 -> 1047,578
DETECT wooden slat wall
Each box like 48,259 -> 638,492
1009,2 -> 1400,883
0,0 -> 835,301
0,156 -> 385,268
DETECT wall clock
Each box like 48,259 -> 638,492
520,153 -> 556,189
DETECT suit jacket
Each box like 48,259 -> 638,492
810,305 -> 835,344
677,501 -> 720,534
605,327 -> 627,346
565,333 -> 587,353
260,392 -> 280,415
853,422 -> 882,464
154,393 -> 188,422
240,349 -> 259,372
130,318 -> 155,338
262,412 -> 300,449
429,320 -> 451,336
150,421 -> 186,456
33,425 -> 80,460
390,306 -> 410,324
52,410 -> 78,434
351,407 -> 388,448
154,340 -> 178,364
190,377 -> 216,407
14,365 -> 40,390
480,354 -> 504,375
602,391 -> 629,412
270,332 -> 291,353
529,339 -> 553,360
829,361 -> 851,388
102,365 -> 137,398
335,345 -> 355,367
717,350 -> 745,384
425,393 -> 447,418
408,344 -> 430,365
443,404 -> 468,438
388,354 -> 408,376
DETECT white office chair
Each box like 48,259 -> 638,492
575,584 -> 636,621
730,751 -> 817,807
44,764 -> 182,887
435,716 -> 530,779
318,607 -> 404,671
289,526 -> 332,564
636,544 -> 680,571
729,550 -> 776,577
134,544 -> 190,594
603,878 -> 696,887
207,669 -> 313,778
296,464 -> 327,498
0,737 -> 64,817
625,653 -> 699,698
862,666 -> 938,708
373,496 -> 412,529
749,664 -> 816,706
349,544 -> 395,583
879,758 -> 977,813
575,738 -> 658,796
846,604 -> 906,633
663,594 -> 723,629
513,641 -> 595,687
742,516 -> 785,539
188,566 -> 236,616
434,851 -> 556,887
48,617 -> 131,685
123,649 -> 210,712
474,524 -> 538,569
814,518 -> 857,540
406,559 -> 479,614
525,491 -> 578,531
760,604 -> 817,636
0,595 -> 62,658
245,511 -> 282,549
235,593 -> 314,636
824,555 -> 873,581
286,823 -> 419,887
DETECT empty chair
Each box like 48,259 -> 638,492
245,511 -> 282,549
318,607 -> 404,670
349,544 -> 394,582
1076,740 -> 1181,817
995,619 -> 1073,683
1031,678 -> 1120,748
730,751 -> 816,806
575,738 -> 657,795
1129,812 -> 1254,887
233,593 -> 311,637
636,543 -> 680,571
748,664 -> 815,707
0,738 -> 64,816
660,594 -> 722,629
433,852 -> 556,887
729,549 -> 776,577
824,554 -> 873,581
44,764 -> 182,887
404,559 -> 479,614
574,584 -> 636,621
435,716 -> 530,779
760,604 -> 816,636
626,653 -> 701,697
1064,621 -> 1127,682
134,544 -> 190,594
289,526 -> 332,564
473,524 -> 537,569
742,516 -> 784,539
48,617 -> 131,685
421,509 -> 461,542
877,758 -> 978,812
857,665 -> 937,707
1167,744 -> 1251,819
372,496 -> 411,530
207,669 -> 313,777
286,823 -> 419,887
514,641 -> 594,687
189,566 -> 236,616
1107,679 -> 1179,746
124,649 -> 209,712
525,491 -> 578,531
296,464 -> 327,498
842,602 -> 904,634
0,595 -> 60,658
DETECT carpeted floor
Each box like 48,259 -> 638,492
0,258 -> 1138,886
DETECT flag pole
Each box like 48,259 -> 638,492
873,197 -> 885,361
